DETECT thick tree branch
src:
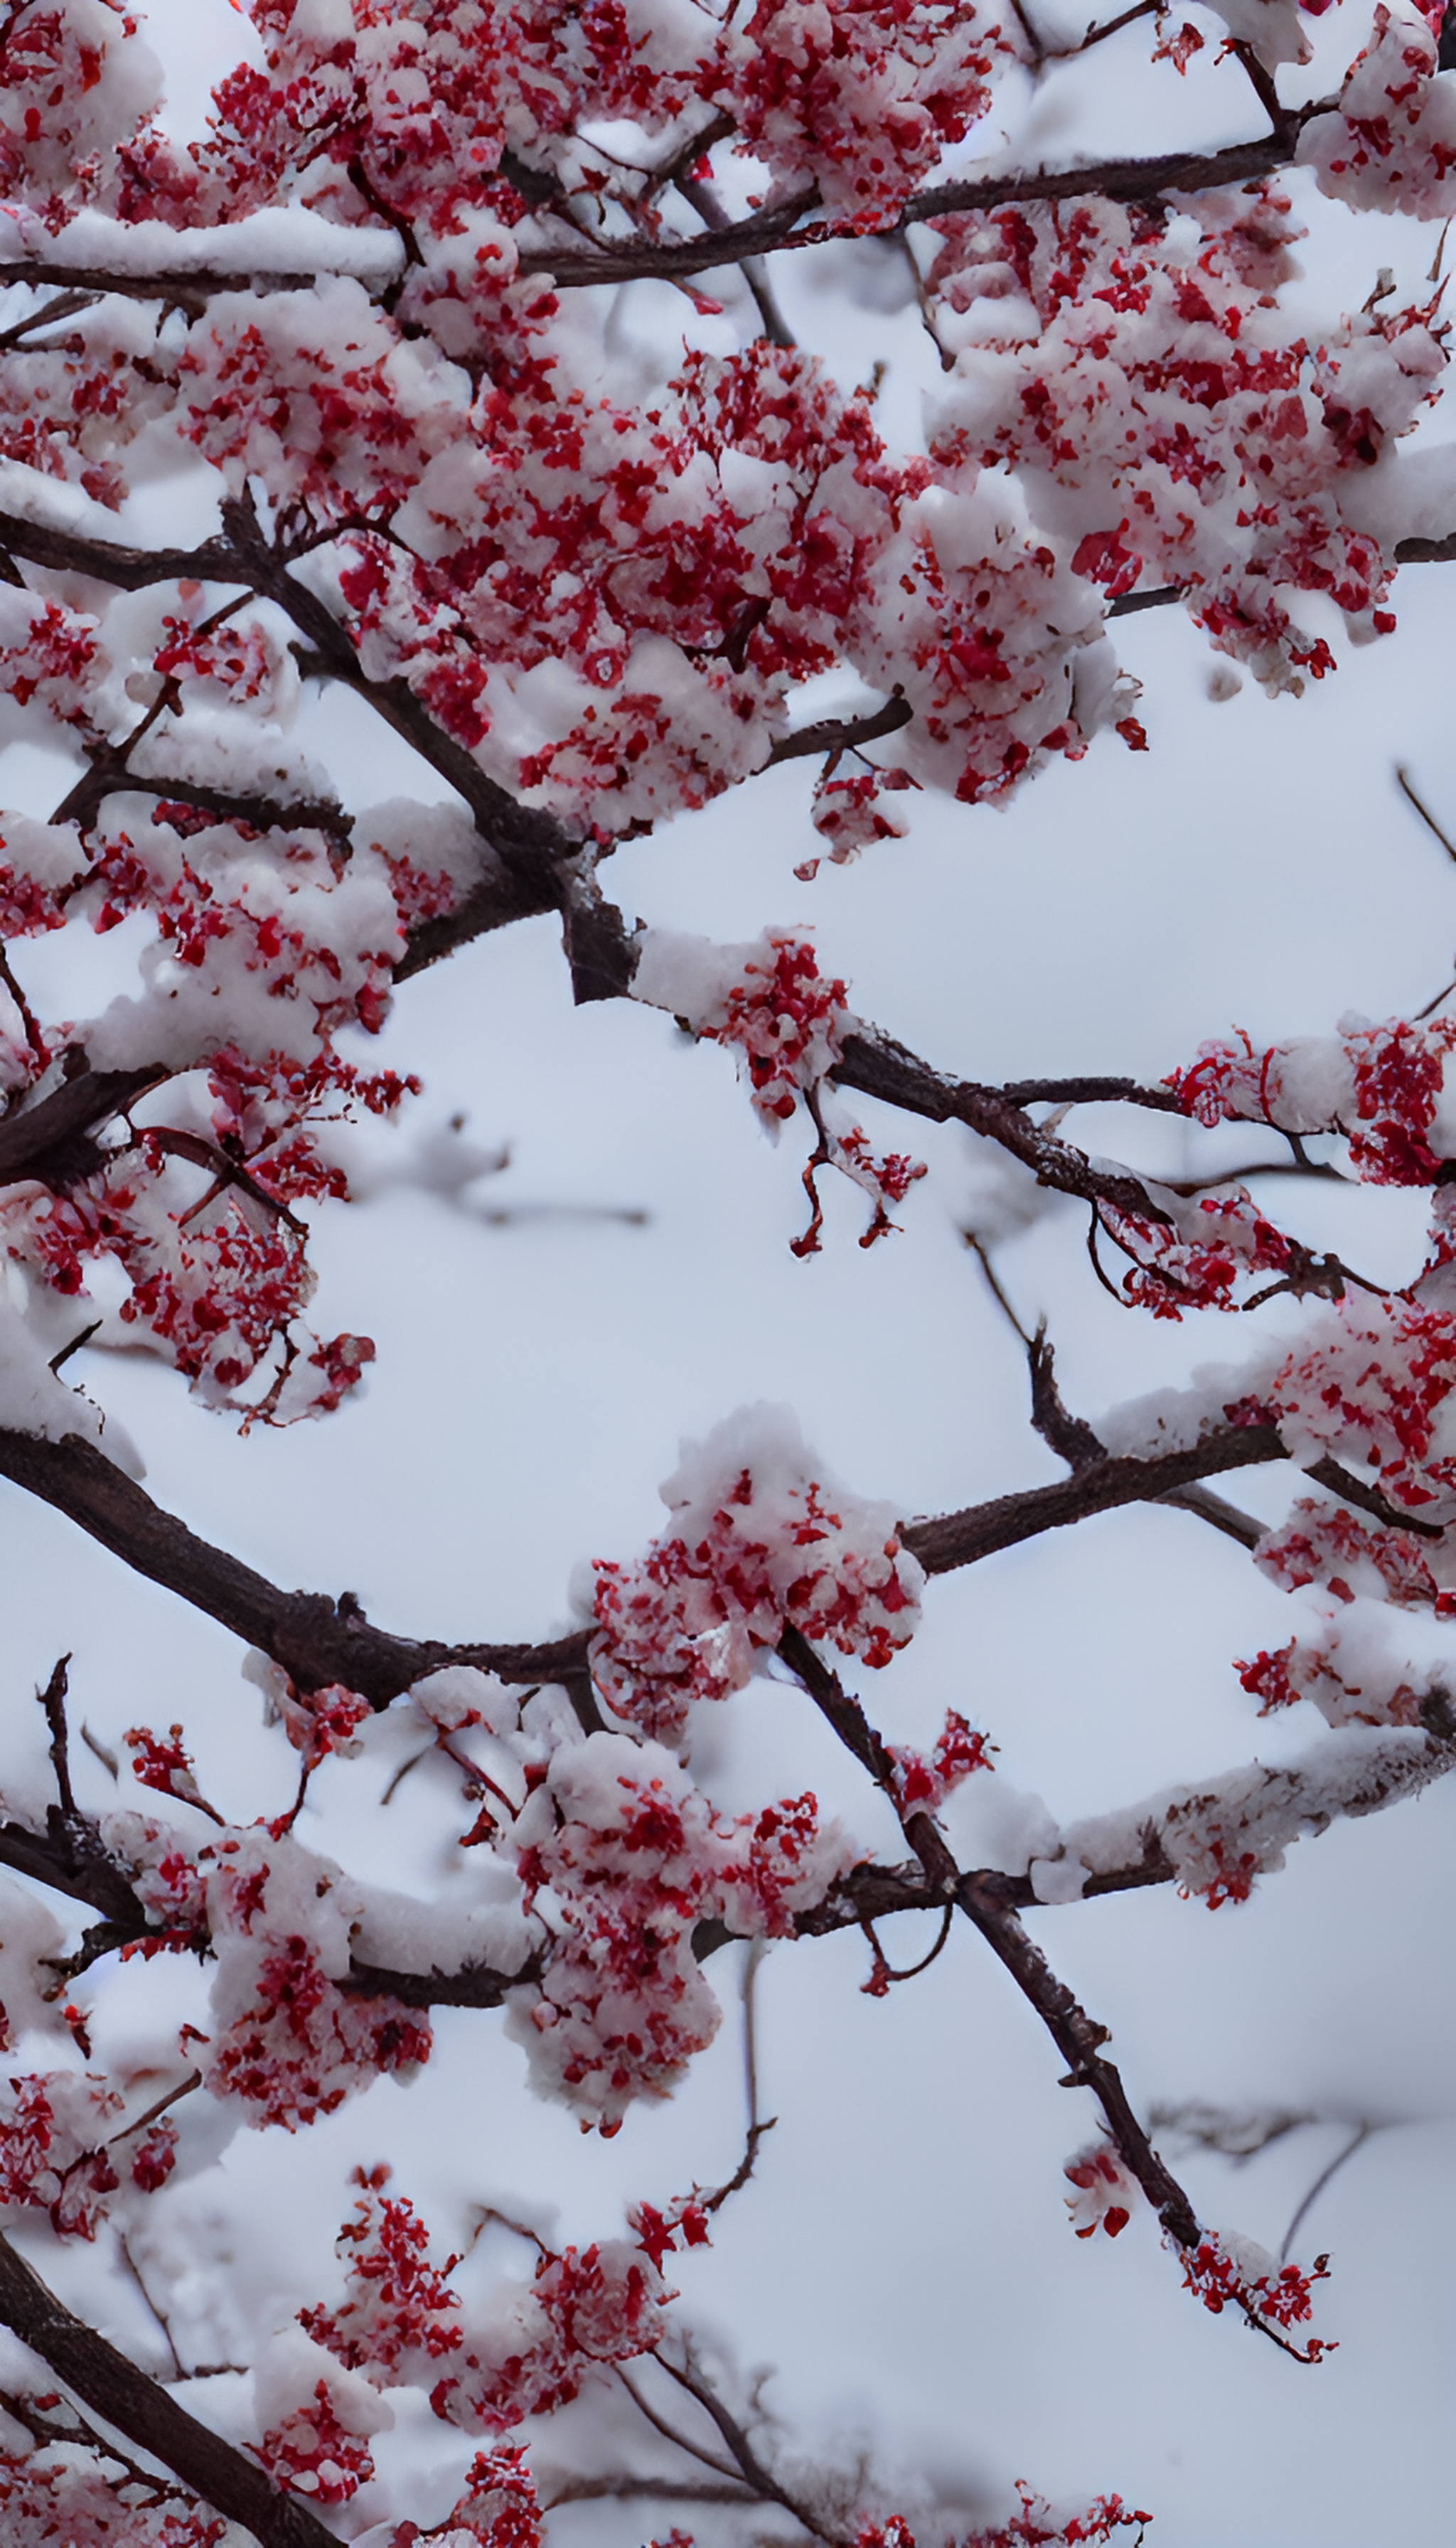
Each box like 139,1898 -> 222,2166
0,2232 -> 338,2548
0,1061 -> 171,1189
996,1074 -> 1185,1113
832,1027 -> 1179,1222
0,1410 -> 1295,1727
58,765 -> 351,844
0,259 -> 342,313
901,1423 -> 1287,1573
0,1428 -> 590,1703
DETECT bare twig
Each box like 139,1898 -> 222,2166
38,1655 -> 77,1819
1396,764 -> 1456,865
1280,2121 -> 1376,2263
117,2234 -> 186,2382
654,2350 -> 841,2540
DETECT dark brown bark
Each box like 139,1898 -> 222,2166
766,695 -> 914,765
0,1064 -> 170,1189
0,2233 -> 339,2548
0,259 -> 328,313
0,1414 -> 1295,1712
774,1632 -> 1201,2247
0,1428 -> 590,1703
953,1875 -> 1201,2246
901,1423 -> 1287,1574
832,1028 -> 1179,1223
520,118 -> 1339,291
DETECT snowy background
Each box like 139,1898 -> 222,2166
1,2 -> 1453,2541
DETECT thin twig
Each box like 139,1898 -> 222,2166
1396,764 -> 1456,865
117,2234 -> 185,2382
613,2364 -> 748,2489
654,2350 -> 841,2540
1280,2121 -> 1375,2264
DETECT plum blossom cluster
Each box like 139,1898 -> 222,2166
1235,1498 -> 1455,1728
860,2490 -> 1152,2546
1300,4 -> 1456,216
0,2063 -> 178,2241
193,1824 -> 434,2130
0,2445 -> 225,2548
631,928 -> 926,1248
1256,1300 -> 1456,1511
510,1730 -> 859,2124
631,926 -> 853,1126
1169,1010 -> 1456,1184
396,2447 -> 545,2547
255,2373 -> 385,2505
0,786 -> 418,1423
1234,1624 -> 1431,1729
1063,2143 -> 1140,2241
295,2165 -> 670,2443
1253,1497 -> 1455,1611
888,1709 -> 994,1814
89,1789 -> 441,2131
1178,2232 -> 1335,2362
587,1403 -> 923,1740
926,180 -> 1445,694
1093,1189 -> 1296,1318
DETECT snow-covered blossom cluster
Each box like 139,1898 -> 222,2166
1178,2232 -> 1335,2361
926,178 -> 1443,695
295,2164 -> 671,2445
1064,2143 -> 1140,2241
632,927 -> 926,1247
1300,4 -> 1456,216
1170,1010 -> 1456,1184
860,2490 -> 1152,2546
588,1403 -> 923,1739
510,1729 -> 858,2123
0,2443 -> 225,2548
0,796 -> 414,1424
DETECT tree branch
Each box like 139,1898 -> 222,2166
766,694 -> 914,766
775,1632 -> 1201,2249
0,500 -> 584,961
900,1422 -> 1287,1574
0,259 -> 329,314
0,1427 -> 591,1702
831,1027 -> 1179,1223
995,1074 -> 1185,1113
0,1061 -> 171,1189
652,2350 -> 840,2542
520,121 -> 1334,291
953,1872 -> 1201,2246
0,2232 -> 339,2548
